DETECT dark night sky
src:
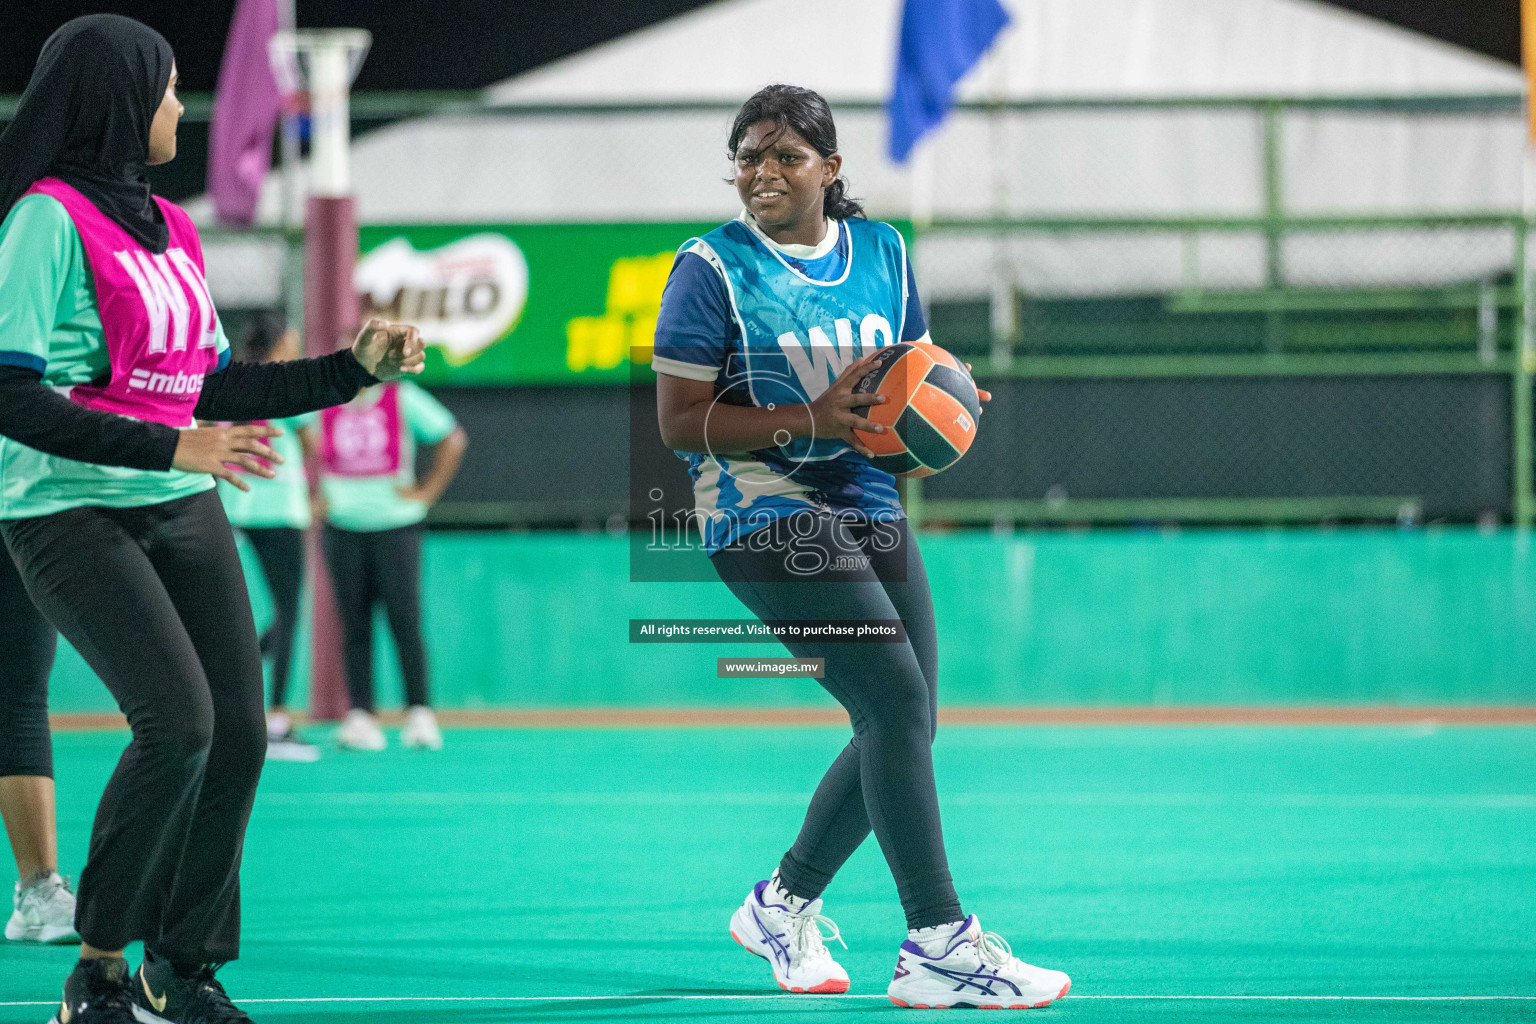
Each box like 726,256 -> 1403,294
2,0 -> 726,93
1319,0 -> 1519,66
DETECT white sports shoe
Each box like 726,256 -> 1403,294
266,714 -> 321,762
6,872 -> 79,944
401,706 -> 443,750
729,879 -> 850,994
337,709 -> 387,752
888,915 -> 1071,1009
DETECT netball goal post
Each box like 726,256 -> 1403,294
269,28 -> 371,721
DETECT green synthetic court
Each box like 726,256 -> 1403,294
12,531 -> 1536,1020
3,724 -> 1533,1022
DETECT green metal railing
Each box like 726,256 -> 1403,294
2,89 -> 1521,123
903,95 -> 1529,527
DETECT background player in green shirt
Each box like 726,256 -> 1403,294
215,312 -> 320,762
318,381 -> 467,752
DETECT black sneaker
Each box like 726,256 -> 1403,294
131,952 -> 253,1024
49,957 -> 137,1024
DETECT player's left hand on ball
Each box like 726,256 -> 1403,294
963,363 -> 992,407
351,318 -> 426,380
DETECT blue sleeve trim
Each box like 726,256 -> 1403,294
654,250 -> 734,370
0,350 -> 47,374
899,257 -> 928,342
216,348 -> 231,372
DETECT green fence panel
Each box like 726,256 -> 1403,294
44,530 -> 1536,714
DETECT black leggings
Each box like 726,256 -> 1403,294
0,552 -> 57,778
712,512 -> 962,931
242,527 -> 305,709
1,490 -> 266,966
322,524 -> 429,713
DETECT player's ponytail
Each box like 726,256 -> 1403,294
821,177 -> 862,221
728,84 -> 866,222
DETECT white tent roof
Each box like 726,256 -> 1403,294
214,0 -> 1521,229
485,0 -> 1520,104
197,0 -> 1524,306
321,0 -> 1522,229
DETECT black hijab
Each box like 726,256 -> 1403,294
0,15 -> 174,253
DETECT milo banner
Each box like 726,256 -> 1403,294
355,222 -> 718,385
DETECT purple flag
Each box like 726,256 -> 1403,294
207,0 -> 283,226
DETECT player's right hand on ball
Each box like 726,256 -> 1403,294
173,423 -> 283,491
808,352 -> 887,458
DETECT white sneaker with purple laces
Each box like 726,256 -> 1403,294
729,879 -> 850,993
887,915 -> 1071,1009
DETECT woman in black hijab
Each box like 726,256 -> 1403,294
0,12 -> 176,252
0,15 -> 176,961
0,16 -> 426,1024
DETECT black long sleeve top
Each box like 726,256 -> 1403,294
0,350 -> 378,472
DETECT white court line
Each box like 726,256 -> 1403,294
6,994 -> 1536,1007
256,792 -> 1536,809
1074,996 -> 1536,1001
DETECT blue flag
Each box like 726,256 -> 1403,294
888,0 -> 1011,163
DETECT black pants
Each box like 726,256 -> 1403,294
241,527 -> 305,709
712,512 -> 962,931
0,552 -> 57,778
322,524 -> 429,713
1,490 -> 266,966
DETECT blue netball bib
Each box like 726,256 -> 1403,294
687,217 -> 909,463
665,217 -> 910,554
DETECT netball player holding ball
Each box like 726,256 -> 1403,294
653,85 -> 1070,1009
0,17 -> 423,1023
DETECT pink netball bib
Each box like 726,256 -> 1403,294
321,384 -> 403,477
25,178 -> 221,427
